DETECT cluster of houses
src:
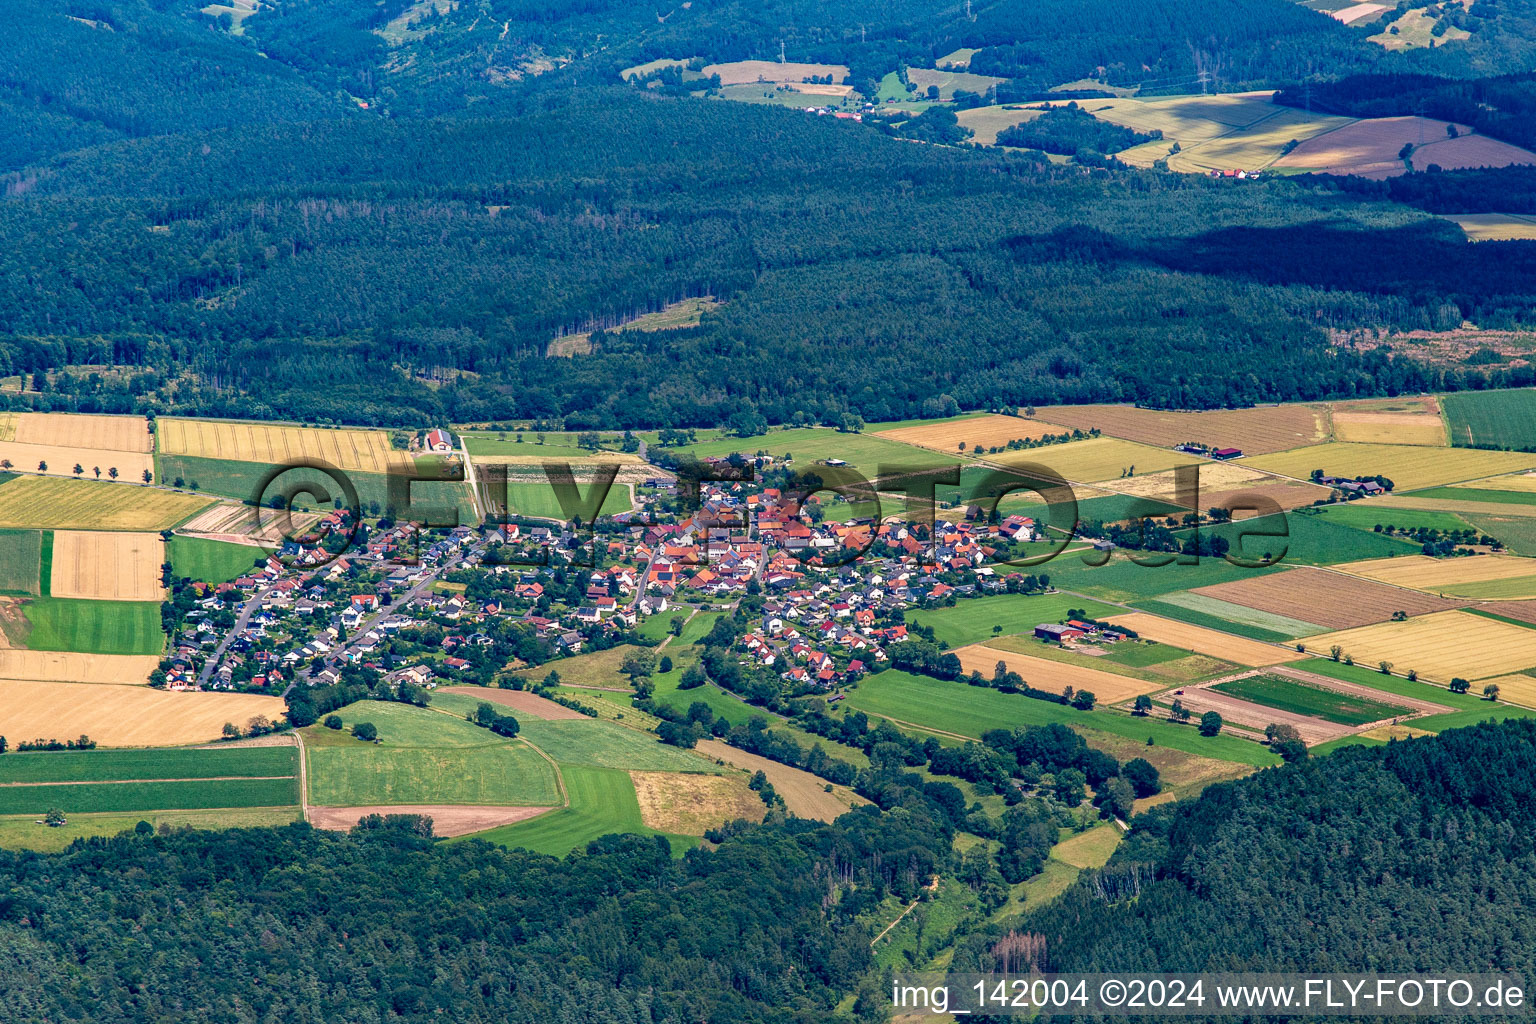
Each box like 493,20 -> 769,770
1173,443 -> 1245,460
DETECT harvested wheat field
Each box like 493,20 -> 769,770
1478,601 -> 1536,625
1306,610 -> 1536,681
988,437 -> 1197,484
0,476 -> 212,531
1334,554 -> 1536,594
1332,412 -> 1448,446
0,680 -> 285,747
0,650 -> 158,684
700,60 -> 848,85
1192,565 -> 1467,630
695,739 -> 866,822
308,804 -> 549,836
954,644 -> 1168,704
1451,472 -> 1536,494
1241,442 -> 1536,491
1473,674 -> 1536,709
1274,117 -> 1536,179
13,413 -> 152,453
874,414 -> 1073,453
629,770 -> 765,834
1105,612 -> 1305,666
441,686 -> 587,721
49,531 -> 164,601
1108,462 -> 1332,511
0,441 -> 154,484
957,105 -> 1041,145
1031,403 -> 1327,455
158,418 -> 411,475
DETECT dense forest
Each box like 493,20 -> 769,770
1009,720 -> 1536,989
3,91 -> 1533,428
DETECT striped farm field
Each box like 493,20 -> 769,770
17,598 -> 163,655
1033,402 -> 1327,455
953,643 -> 1169,704
873,414 -> 1076,454
0,476 -> 212,530
0,440 -> 154,485
1333,554 -> 1536,597
1148,590 -> 1328,637
0,650 -> 159,684
0,529 -> 41,594
1305,610 -> 1536,682
48,531 -> 164,601
0,744 -> 296,784
1104,611 -> 1305,666
1442,390 -> 1536,449
1191,565 -> 1467,630
0,778 -> 297,816
158,418 -> 411,475
13,413 -> 152,452
1450,473 -> 1536,494
1240,442 -> 1536,491
0,680 -> 286,746
1331,412 -> 1447,446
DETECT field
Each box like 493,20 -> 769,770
953,644 -> 1169,704
1041,552 -> 1288,604
1304,610 -> 1536,681
1195,510 -> 1420,565
0,650 -> 159,684
464,764 -> 698,856
514,644 -> 638,688
1369,7 -> 1471,48
1050,824 -> 1123,870
308,804 -> 548,836
907,593 -> 1119,649
1240,442 -> 1536,491
1103,611 -> 1304,666
1063,93 -> 1351,173
1211,674 -> 1412,726
1274,117 -> 1535,179
700,60 -> 848,85
16,597 -> 163,654
989,633 -> 1238,684
982,437 -> 1199,485
462,431 -> 645,462
0,778 -> 298,816
0,680 -> 285,746
0,475 -> 211,531
673,427 -> 953,475
511,718 -> 716,773
695,739 -> 868,821
1148,590 -> 1328,637
956,105 -> 1041,146
502,480 -> 632,520
1443,213 -> 1536,242
158,418 -> 411,474
1031,402 -> 1327,455
1441,390 -> 1536,450
440,685 -> 587,720
167,536 -> 265,583
1472,674 -> 1536,708
1191,564 -> 1467,630
47,531 -> 163,601
905,66 -> 1007,100
0,744 -> 296,783
13,412 -> 152,452
0,806 -> 296,853
1108,461 -> 1321,509
629,770 -> 764,833
843,670 -> 1278,766
873,414 -> 1073,453
1333,553 -> 1536,598
0,529 -> 40,594
1313,502 -> 1475,535
303,701 -> 562,807
0,441 -> 154,484
1331,411 -> 1447,446
1467,515 -> 1536,556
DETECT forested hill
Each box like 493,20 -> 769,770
0,805 -> 949,1021
1014,720 -> 1536,983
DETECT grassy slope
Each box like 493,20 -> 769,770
0,778 -> 298,815
0,806 -> 299,852
909,593 -> 1121,648
845,670 -> 1277,766
0,745 -> 296,783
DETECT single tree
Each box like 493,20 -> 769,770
1198,711 -> 1223,737
44,808 -> 66,827
1132,694 -> 1153,716
93,466 -> 101,479
73,464 -> 84,477
109,467 -> 119,480
323,715 -> 343,730
1483,683 -> 1501,701
1170,699 -> 1190,723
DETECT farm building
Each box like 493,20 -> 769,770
425,428 -> 454,452
1211,447 -> 1244,460
1034,623 -> 1084,642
